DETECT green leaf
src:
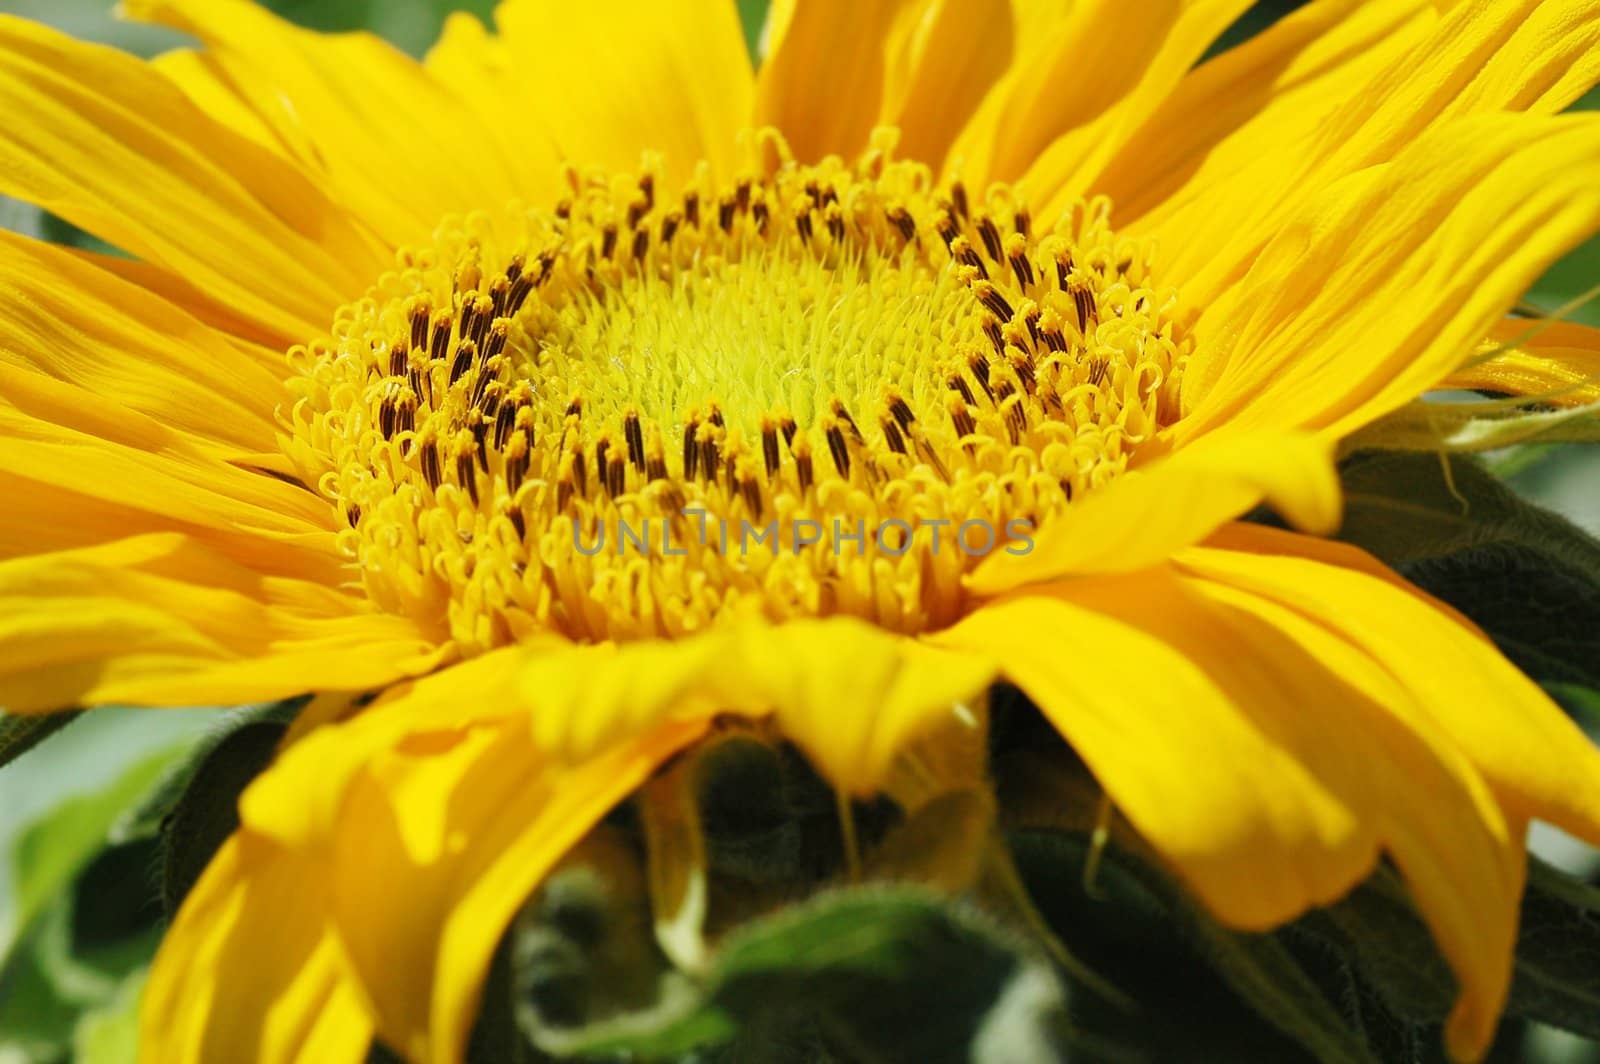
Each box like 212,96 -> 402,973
160,718 -> 288,914
537,886 -> 1073,1064
0,710 -> 81,773
1336,450 -> 1600,687
3,748 -> 178,966
73,966 -> 148,1064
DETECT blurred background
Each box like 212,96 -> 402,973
0,1 -> 1596,1061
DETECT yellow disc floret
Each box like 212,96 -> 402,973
285,136 -> 1191,651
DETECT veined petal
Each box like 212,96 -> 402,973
126,0 -> 526,249
0,16 -> 383,337
1176,113 -> 1600,446
424,13 -> 565,200
1444,318 -> 1600,406
966,429 -> 1338,595
950,0 -> 1251,188
150,47 -> 285,155
1187,524 -> 1600,851
878,0 -> 1014,167
0,534 -> 444,712
493,0 -> 752,187
756,0 -> 910,163
142,835 -> 373,1064
1147,0 -> 1600,305
0,229 -> 284,453
1091,0 -> 1434,224
931,567 -> 1519,1059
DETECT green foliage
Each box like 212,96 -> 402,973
0,711 -> 80,774
1337,451 -> 1600,688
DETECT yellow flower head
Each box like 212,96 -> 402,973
1,0 -> 1599,1062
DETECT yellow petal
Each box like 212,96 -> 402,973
151,47 -> 284,154
126,0 -> 525,249
1444,318 -> 1600,406
966,429 -> 1338,595
424,13 -> 565,200
1147,0 -> 1600,306
0,363 -> 339,576
1189,524 -> 1600,851
0,16 -> 381,337
878,0 -> 1017,168
950,0 -> 1251,187
756,0 -> 909,163
0,533 -> 443,712
1091,0 -> 1434,224
1177,113 -> 1600,445
0,229 -> 284,453
493,0 -> 752,186
142,835 -> 374,1064
520,616 -> 994,795
932,566 -> 1519,1058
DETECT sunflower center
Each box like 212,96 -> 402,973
286,140 -> 1190,650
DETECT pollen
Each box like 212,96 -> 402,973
285,134 -> 1191,650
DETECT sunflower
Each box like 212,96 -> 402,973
2,0 -> 1600,1060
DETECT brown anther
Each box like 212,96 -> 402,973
631,228 -> 650,263
779,415 -> 798,446
345,504 -> 361,529
1071,283 -> 1097,333
1087,357 -> 1111,387
408,300 -> 432,352
882,417 -> 907,454
829,398 -> 864,443
935,210 -> 959,250
571,445 -> 588,497
718,196 -> 737,233
947,394 -> 976,439
824,205 -> 845,242
484,319 -> 511,360
697,422 -> 720,481
752,198 -> 770,235
947,373 -> 976,407
976,215 -> 1004,262
555,197 -> 573,221
1009,350 -> 1037,395
606,452 -> 626,498
626,197 -> 647,231
502,432 -> 530,494
682,412 -> 700,480
504,253 -> 525,283
449,339 -> 478,385
794,436 -> 815,492
796,209 -> 814,244
887,205 -> 916,244
707,403 -> 725,429
950,180 -> 970,221
387,340 -> 410,379
951,236 -> 988,279
507,500 -> 528,540
471,414 -> 490,471
982,318 -> 1006,355
1004,233 -> 1035,287
600,223 -> 619,260
683,189 -> 701,228
760,417 -> 781,478
489,275 -> 511,319
660,210 -> 681,246
824,420 -> 851,477
968,351 -> 996,402
739,467 -> 762,516
1015,206 -> 1031,237
735,177 -> 752,213
419,436 -> 442,491
886,393 -> 915,432
493,399 -> 519,449
972,281 -> 1014,323
429,311 -> 454,365
638,172 -> 655,211
623,409 -> 645,470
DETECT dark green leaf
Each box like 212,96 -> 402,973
160,719 -> 288,915
538,886 -> 1072,1064
1337,451 -> 1600,687
0,710 -> 81,773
